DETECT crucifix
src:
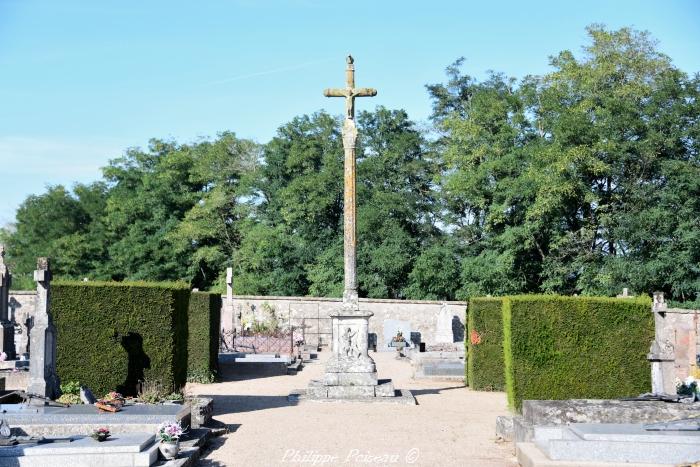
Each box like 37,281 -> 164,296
324,55 -> 377,309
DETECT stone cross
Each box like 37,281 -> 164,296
0,245 -> 15,359
323,55 -> 377,308
28,257 -> 60,401
306,56 -> 395,401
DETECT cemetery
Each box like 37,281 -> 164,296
1,4 -> 699,466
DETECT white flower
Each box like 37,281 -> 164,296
684,376 -> 697,386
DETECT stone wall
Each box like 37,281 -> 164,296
222,295 -> 467,351
649,292 -> 700,393
8,291 -> 35,357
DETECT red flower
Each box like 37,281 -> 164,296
470,330 -> 482,345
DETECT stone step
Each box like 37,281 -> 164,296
516,442 -> 673,467
154,428 -> 213,467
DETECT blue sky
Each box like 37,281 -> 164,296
1,0 -> 699,226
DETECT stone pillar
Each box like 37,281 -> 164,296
648,292 -> 676,395
27,258 -> 60,401
219,267 -> 235,351
0,246 -> 16,359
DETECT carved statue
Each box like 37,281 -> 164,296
341,327 -> 362,359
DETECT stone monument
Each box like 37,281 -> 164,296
434,302 -> 454,344
0,245 -> 16,359
27,257 -> 60,401
302,56 -> 412,403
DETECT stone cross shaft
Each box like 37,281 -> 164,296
323,55 -> 377,308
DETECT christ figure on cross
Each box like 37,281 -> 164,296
323,55 -> 377,121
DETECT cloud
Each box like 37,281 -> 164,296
203,58 -> 333,86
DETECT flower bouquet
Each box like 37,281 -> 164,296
91,427 -> 110,442
156,421 -> 185,460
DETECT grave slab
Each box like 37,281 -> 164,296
0,403 -> 189,437
534,423 -> 700,465
0,433 -> 159,467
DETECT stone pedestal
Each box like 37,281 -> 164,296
301,305 -> 413,403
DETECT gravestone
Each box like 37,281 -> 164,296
382,319 -> 411,352
434,302 -> 453,344
27,257 -> 60,401
0,245 -> 16,359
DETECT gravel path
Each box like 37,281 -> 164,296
188,351 -> 516,467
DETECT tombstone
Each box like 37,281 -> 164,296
27,257 -> 60,401
0,245 -> 16,359
382,319 -> 412,352
434,302 -> 454,344
616,288 -> 634,298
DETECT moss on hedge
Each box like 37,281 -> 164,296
52,281 -> 190,396
467,297 -> 505,390
503,295 -> 654,411
187,292 -> 221,382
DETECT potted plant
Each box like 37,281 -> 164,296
156,421 -> 184,460
91,427 -> 110,442
676,376 -> 699,402
390,331 -> 406,350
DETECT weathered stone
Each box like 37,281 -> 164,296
27,257 -> 60,400
495,415 -> 514,441
523,399 -> 700,427
374,380 -> 395,397
191,397 -> 213,428
327,385 -> 375,399
323,371 -> 378,386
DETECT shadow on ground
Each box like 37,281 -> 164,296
200,394 -> 298,415
410,385 -> 466,396
198,435 -> 229,467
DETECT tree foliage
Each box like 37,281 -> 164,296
3,26 -> 698,303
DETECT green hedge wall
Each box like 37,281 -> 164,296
503,295 -> 654,411
187,292 -> 221,382
467,297 -> 505,390
52,281 -> 190,397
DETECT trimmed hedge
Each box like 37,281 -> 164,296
187,292 -> 221,382
52,281 -> 190,396
503,295 -> 654,411
467,297 -> 505,390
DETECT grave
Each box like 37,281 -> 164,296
499,398 -> 700,443
0,403 -> 190,437
0,432 -> 159,466
518,422 -> 700,466
408,350 -> 465,381
381,319 -> 412,352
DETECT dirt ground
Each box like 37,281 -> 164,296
187,351 -> 517,467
